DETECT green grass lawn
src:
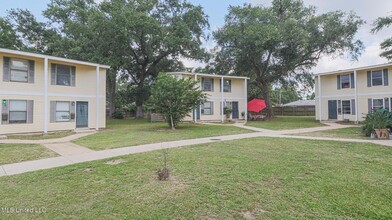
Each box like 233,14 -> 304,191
0,144 -> 58,165
8,132 -> 74,140
246,116 -> 325,130
296,126 -> 369,140
74,119 -> 252,150
0,137 -> 391,219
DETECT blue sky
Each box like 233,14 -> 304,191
1,0 -> 391,73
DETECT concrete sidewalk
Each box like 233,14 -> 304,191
0,131 -> 96,145
1,124 -> 391,177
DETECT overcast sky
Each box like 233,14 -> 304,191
0,0 -> 391,74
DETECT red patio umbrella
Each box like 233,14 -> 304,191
248,98 -> 266,113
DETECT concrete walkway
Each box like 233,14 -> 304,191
1,132 -> 96,157
0,123 -> 390,177
0,131 -> 96,144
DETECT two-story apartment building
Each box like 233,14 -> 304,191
169,72 -> 249,122
0,48 -> 109,135
315,63 -> 391,122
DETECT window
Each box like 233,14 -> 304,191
342,100 -> 351,114
340,74 -> 350,89
373,99 -> 384,110
10,59 -> 29,82
371,70 -> 383,86
221,79 -> 232,92
9,100 -> 27,124
202,78 -> 214,92
56,101 -> 70,122
56,64 -> 72,86
201,102 -> 213,115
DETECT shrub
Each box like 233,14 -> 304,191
112,110 -> 125,119
157,149 -> 170,181
362,110 -> 392,136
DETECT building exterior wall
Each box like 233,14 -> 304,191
0,51 -> 107,135
315,64 -> 392,122
173,73 -> 248,122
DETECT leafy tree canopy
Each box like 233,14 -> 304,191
213,0 -> 364,118
372,14 -> 392,60
150,73 -> 207,129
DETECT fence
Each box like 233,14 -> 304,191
264,106 -> 315,116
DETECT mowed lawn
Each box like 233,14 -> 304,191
297,126 -> 369,139
74,119 -> 252,150
0,137 -> 391,219
246,116 -> 325,130
0,144 -> 58,165
7,132 -> 74,140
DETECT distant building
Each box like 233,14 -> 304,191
169,72 -> 249,122
315,63 -> 391,122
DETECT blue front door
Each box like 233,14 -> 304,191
232,102 -> 239,119
76,102 -> 88,128
328,100 -> 337,120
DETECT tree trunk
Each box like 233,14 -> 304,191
261,83 -> 274,118
135,80 -> 149,119
170,115 -> 175,130
106,69 -> 117,118
135,104 -> 144,119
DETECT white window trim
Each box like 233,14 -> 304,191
221,79 -> 232,93
372,98 -> 385,110
341,100 -> 351,115
9,58 -> 29,83
55,64 -> 72,87
371,70 -> 384,87
339,74 -> 351,89
202,78 -> 214,92
55,101 -> 71,122
201,101 -> 214,115
9,100 -> 28,124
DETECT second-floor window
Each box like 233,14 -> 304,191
10,59 -> 29,82
371,70 -> 383,86
202,78 -> 214,92
220,79 -> 232,92
51,64 -> 76,86
340,74 -> 350,89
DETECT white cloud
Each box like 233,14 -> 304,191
251,0 -> 392,73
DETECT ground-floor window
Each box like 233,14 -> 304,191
56,101 -> 70,122
372,99 -> 384,110
9,100 -> 27,124
342,100 -> 351,114
201,102 -> 213,115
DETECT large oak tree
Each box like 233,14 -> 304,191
213,0 -> 364,117
4,0 -> 208,118
372,14 -> 392,60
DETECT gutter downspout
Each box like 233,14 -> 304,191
318,75 -> 322,122
221,76 -> 224,123
194,74 -> 198,123
354,70 -> 358,124
44,57 -> 49,133
96,66 -> 100,131
245,78 -> 248,121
